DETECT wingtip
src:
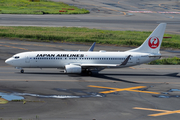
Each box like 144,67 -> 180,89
88,42 -> 96,51
118,55 -> 131,66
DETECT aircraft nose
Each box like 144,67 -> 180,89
5,58 -> 13,65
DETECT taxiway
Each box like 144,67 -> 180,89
0,39 -> 180,120
0,0 -> 180,33
0,0 -> 180,119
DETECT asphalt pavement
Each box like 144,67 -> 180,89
0,0 -> 180,119
0,39 -> 180,120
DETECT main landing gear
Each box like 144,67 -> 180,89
20,69 -> 24,73
87,71 -> 92,76
82,69 -> 92,76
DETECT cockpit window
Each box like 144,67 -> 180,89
14,56 -> 20,59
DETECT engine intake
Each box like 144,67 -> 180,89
64,65 -> 81,73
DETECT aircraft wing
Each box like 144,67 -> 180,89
71,55 -> 131,67
80,64 -> 118,67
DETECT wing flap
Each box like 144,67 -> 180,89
80,64 -> 118,67
75,55 -> 131,67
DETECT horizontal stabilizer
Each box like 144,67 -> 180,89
148,54 -> 161,57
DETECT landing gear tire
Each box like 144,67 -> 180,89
87,71 -> 92,76
20,69 -> 24,73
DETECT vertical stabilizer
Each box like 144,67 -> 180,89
127,23 -> 166,53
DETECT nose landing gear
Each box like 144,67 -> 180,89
15,67 -> 24,73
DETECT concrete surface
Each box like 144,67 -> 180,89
0,39 -> 180,120
0,0 -> 180,33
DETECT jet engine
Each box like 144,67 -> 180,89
64,65 -> 82,73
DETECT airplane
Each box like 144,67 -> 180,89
5,23 -> 166,75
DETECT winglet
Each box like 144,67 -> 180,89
117,55 -> 131,66
88,42 -> 96,51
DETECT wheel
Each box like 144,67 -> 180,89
87,71 -> 92,76
20,69 -> 24,73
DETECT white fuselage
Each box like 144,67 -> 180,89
5,51 -> 159,69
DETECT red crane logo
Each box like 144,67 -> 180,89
148,37 -> 159,49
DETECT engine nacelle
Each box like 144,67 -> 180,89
64,65 -> 82,73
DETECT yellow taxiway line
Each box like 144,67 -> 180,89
133,107 -> 180,117
88,85 -> 160,94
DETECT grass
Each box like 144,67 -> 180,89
0,0 -> 89,14
0,26 -> 180,49
0,98 -> 8,104
149,57 -> 180,65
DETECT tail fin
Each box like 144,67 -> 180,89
127,23 -> 166,53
